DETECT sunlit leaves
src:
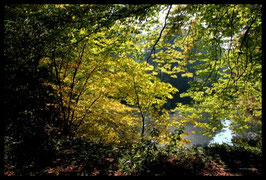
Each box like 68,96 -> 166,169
6,4 -> 261,149
169,4 -> 262,141
36,4 -> 184,145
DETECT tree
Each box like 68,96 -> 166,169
41,5 -> 179,145
4,5 -> 261,173
4,4 -> 187,151
5,4 -> 179,171
164,4 -> 262,141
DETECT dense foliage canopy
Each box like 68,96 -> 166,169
3,4 -> 262,176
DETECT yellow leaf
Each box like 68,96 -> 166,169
170,75 -> 178,78
181,72 -> 193,78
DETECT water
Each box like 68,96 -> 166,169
208,119 -> 233,146
170,112 -> 233,147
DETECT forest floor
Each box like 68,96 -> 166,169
4,140 -> 263,176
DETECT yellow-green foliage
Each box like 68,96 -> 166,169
38,4 -> 261,146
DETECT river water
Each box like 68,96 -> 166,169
170,111 -> 233,147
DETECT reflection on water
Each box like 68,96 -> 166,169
183,124 -> 212,147
209,119 -> 233,146
170,112 -> 233,147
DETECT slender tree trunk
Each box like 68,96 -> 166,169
132,78 -> 145,138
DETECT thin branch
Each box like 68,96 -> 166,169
52,50 -> 66,122
146,5 -> 172,63
132,77 -> 146,137
69,65 -> 99,123
66,43 -> 87,123
72,94 -> 102,132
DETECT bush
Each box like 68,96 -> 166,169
118,139 -> 167,176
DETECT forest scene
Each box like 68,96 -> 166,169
3,4 -> 262,176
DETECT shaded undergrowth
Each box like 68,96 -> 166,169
4,137 -> 262,176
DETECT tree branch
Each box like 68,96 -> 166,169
146,5 -> 172,63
